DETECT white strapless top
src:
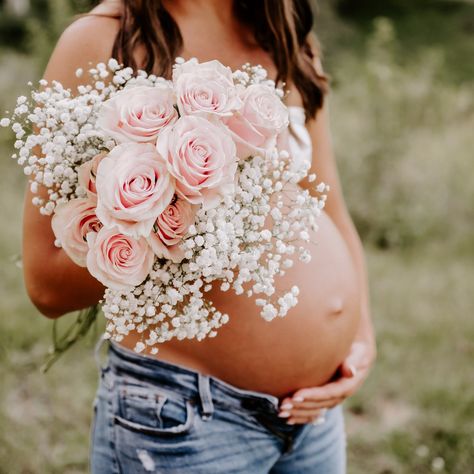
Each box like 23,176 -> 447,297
286,106 -> 313,173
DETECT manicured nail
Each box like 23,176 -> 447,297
278,411 -> 291,418
287,419 -> 296,425
293,396 -> 304,402
280,402 -> 293,410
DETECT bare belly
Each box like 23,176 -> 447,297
119,206 -> 361,398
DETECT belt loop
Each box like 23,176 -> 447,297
197,374 -> 214,421
94,334 -> 109,373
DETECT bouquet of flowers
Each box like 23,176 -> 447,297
1,57 -> 328,354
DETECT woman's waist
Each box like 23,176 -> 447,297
106,341 -> 281,411
118,299 -> 360,397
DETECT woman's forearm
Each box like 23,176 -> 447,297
347,226 -> 374,344
334,212 -> 375,347
304,104 -> 375,350
24,246 -> 105,318
23,187 -> 105,318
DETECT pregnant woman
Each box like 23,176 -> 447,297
22,0 -> 376,472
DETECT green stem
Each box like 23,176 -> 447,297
41,305 -> 100,373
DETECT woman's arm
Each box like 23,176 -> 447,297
23,186 -> 105,318
277,97 -> 376,424
302,102 -> 376,354
23,16 -> 119,318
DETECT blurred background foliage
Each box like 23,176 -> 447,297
0,0 -> 473,473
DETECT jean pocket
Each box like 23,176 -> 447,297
114,382 -> 196,437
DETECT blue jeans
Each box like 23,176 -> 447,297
90,341 -> 347,473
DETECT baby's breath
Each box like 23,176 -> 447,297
2,59 -> 328,353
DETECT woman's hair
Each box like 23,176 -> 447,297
109,0 -> 328,119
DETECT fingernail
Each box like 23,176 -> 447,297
349,365 -> 357,377
278,411 -> 291,418
293,396 -> 304,402
287,419 -> 296,425
280,402 -> 293,410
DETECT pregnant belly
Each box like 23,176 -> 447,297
119,210 -> 361,398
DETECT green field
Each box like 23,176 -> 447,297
2,241 -> 473,473
1,2 -> 473,473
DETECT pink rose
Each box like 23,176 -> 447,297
97,84 -> 178,144
225,84 -> 289,159
86,227 -> 154,290
148,195 -> 197,263
77,152 -> 106,197
173,58 -> 241,117
95,143 -> 175,238
156,115 -> 237,209
51,198 -> 102,267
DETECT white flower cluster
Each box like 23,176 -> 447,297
232,62 -> 282,92
103,151 -> 327,353
2,59 -> 329,354
0,59 -> 168,214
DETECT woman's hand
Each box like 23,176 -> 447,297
277,339 -> 376,425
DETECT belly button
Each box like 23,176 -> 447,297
329,297 -> 344,316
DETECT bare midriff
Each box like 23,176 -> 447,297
119,183 -> 361,399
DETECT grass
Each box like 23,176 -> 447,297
345,247 -> 474,474
1,3 -> 473,473
1,242 -> 473,473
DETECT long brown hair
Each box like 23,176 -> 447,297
110,0 -> 328,119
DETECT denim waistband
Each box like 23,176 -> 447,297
104,340 -> 281,419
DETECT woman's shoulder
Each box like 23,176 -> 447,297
43,2 -> 121,88
89,0 -> 122,17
